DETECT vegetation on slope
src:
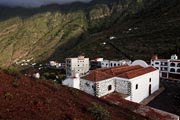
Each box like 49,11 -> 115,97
0,70 -> 148,120
0,0 -> 179,68
63,0 -> 180,61
0,0 -> 155,67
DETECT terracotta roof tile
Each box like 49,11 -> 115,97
118,67 -> 157,79
82,65 -> 157,81
97,65 -> 128,72
151,55 -> 158,60
111,65 -> 143,75
81,70 -> 113,82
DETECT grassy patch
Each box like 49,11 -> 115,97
88,102 -> 110,120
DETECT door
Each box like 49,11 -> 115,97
149,84 -> 151,95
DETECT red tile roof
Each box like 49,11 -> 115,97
82,65 -> 157,81
81,70 -> 113,81
151,55 -> 158,60
110,65 -> 143,76
118,67 -> 157,79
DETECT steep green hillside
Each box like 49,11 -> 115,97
0,0 -> 179,68
62,0 -> 180,61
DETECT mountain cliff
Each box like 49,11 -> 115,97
0,0 -> 179,67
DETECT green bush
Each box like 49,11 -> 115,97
12,80 -> 19,88
3,68 -> 18,76
4,92 -> 13,98
88,102 -> 110,120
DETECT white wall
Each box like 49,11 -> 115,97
110,61 -> 120,67
130,70 -> 159,103
66,57 -> 89,77
125,96 -> 131,101
80,79 -> 95,96
97,78 -> 115,97
101,60 -> 110,68
62,77 -> 80,89
151,60 -> 161,70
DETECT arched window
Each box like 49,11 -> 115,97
170,68 -> 175,72
114,63 -> 116,66
108,85 -> 112,91
170,63 -> 176,67
177,63 -> 180,67
149,78 -> 151,82
111,63 -> 113,67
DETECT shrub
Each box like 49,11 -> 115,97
4,92 -> 13,98
12,80 -> 19,88
88,102 -> 110,120
3,68 -> 18,76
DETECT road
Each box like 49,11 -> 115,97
148,80 -> 180,116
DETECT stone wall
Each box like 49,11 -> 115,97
115,78 -> 130,95
80,79 -> 95,96
97,78 -> 115,97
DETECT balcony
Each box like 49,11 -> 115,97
160,67 -> 168,71
160,62 -> 168,66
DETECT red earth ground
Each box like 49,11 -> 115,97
0,70 -> 147,120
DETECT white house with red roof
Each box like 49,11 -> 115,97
151,54 -> 180,79
63,60 -> 160,103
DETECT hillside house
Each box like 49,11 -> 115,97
66,56 -> 89,77
151,54 -> 180,79
90,58 -> 132,70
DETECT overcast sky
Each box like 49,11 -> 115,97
0,0 -> 92,8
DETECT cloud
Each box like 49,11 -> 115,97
0,0 -> 92,8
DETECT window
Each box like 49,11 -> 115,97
170,68 -> 175,72
155,62 -> 159,65
149,78 -> 151,82
114,63 -> 116,66
108,85 -> 112,91
177,69 -> 180,73
85,83 -> 90,87
170,63 -> 176,67
156,67 -> 159,69
135,84 -> 138,90
111,63 -> 112,66
177,63 -> 180,67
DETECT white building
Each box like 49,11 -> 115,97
63,60 -> 159,103
62,73 -> 80,89
100,59 -> 132,68
151,54 -> 180,79
66,56 -> 89,77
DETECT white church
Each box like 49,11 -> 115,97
63,60 -> 160,103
